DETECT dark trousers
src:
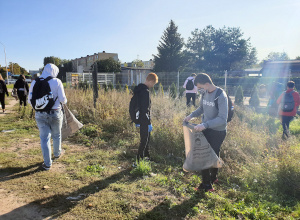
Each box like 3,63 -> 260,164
17,91 -> 27,106
281,115 -> 294,137
186,93 -> 196,106
137,123 -> 150,160
0,93 -> 5,109
201,129 -> 226,184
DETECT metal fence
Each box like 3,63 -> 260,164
66,71 -> 300,97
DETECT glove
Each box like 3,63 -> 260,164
135,124 -> 140,128
148,124 -> 153,132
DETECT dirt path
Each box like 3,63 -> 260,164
0,89 -> 19,117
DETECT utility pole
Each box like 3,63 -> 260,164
92,63 -> 98,108
0,42 -> 8,84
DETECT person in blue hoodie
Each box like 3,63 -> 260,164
184,73 -> 228,192
133,73 -> 158,162
28,63 -> 67,171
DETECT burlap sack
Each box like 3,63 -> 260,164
182,122 -> 223,172
62,105 -> 83,141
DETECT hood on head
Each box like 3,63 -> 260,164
41,63 -> 59,78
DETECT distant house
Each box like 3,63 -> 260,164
72,51 -> 118,73
121,59 -> 154,69
260,60 -> 300,77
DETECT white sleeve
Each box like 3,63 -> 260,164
28,80 -> 35,107
57,80 -> 67,104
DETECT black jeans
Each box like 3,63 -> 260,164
186,93 -> 196,106
0,93 -> 5,109
201,129 -> 226,184
17,91 -> 27,106
137,123 -> 151,160
281,115 -> 294,136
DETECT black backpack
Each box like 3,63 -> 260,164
281,91 -> 295,112
30,76 -> 57,111
186,79 -> 194,90
214,88 -> 234,122
129,89 -> 140,123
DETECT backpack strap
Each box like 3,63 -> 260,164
214,88 -> 223,110
45,76 -> 53,82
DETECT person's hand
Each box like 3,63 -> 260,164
184,115 -> 192,122
148,124 -> 153,132
194,123 -> 206,132
135,124 -> 140,128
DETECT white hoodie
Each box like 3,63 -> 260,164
28,63 -> 67,110
183,76 -> 197,93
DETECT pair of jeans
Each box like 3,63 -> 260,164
0,93 -> 5,109
137,123 -> 151,161
201,128 -> 227,184
35,109 -> 63,167
186,93 -> 196,106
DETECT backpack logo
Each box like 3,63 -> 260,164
281,91 -> 295,112
35,95 -> 50,110
186,79 -> 194,90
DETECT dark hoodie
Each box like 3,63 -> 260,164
14,78 -> 29,95
134,83 -> 151,125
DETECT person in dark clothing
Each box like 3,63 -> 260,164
13,74 -> 29,107
133,73 -> 158,161
183,73 -> 197,106
0,75 -> 9,113
277,81 -> 300,139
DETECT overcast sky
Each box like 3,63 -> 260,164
0,0 -> 299,71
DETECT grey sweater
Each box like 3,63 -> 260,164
190,87 -> 228,131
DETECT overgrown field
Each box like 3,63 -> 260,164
0,87 -> 300,219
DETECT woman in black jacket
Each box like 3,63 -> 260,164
0,75 -> 9,112
13,74 -> 29,107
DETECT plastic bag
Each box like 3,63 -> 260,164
61,104 -> 83,141
182,122 -> 223,172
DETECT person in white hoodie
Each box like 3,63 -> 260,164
183,73 -> 197,106
28,63 -> 67,171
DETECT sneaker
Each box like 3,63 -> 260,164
54,149 -> 65,160
195,183 -> 214,192
41,163 -> 51,171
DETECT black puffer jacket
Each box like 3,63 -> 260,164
14,79 -> 29,95
134,83 -> 151,125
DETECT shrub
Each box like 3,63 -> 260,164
158,83 -> 164,96
170,83 -> 177,99
131,160 -> 152,176
102,83 -> 108,92
249,85 -> 260,107
108,82 -> 114,90
116,82 -> 122,91
235,85 -> 244,106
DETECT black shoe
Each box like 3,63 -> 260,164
54,149 -> 65,160
195,183 -> 214,192
41,163 -> 51,171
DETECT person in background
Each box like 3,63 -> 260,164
134,73 -> 158,162
13,74 -> 29,108
0,75 -> 9,113
184,73 -> 228,192
183,73 -> 197,106
28,63 -> 67,171
277,81 -> 300,139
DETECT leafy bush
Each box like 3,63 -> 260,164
235,85 -> 244,106
249,85 -> 260,107
169,82 -> 177,99
131,160 -> 152,176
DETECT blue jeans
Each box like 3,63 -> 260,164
35,110 -> 63,167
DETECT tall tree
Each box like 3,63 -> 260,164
92,57 -> 121,72
186,25 -> 257,72
264,52 -> 289,61
153,20 -> 184,72
44,56 -> 62,66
